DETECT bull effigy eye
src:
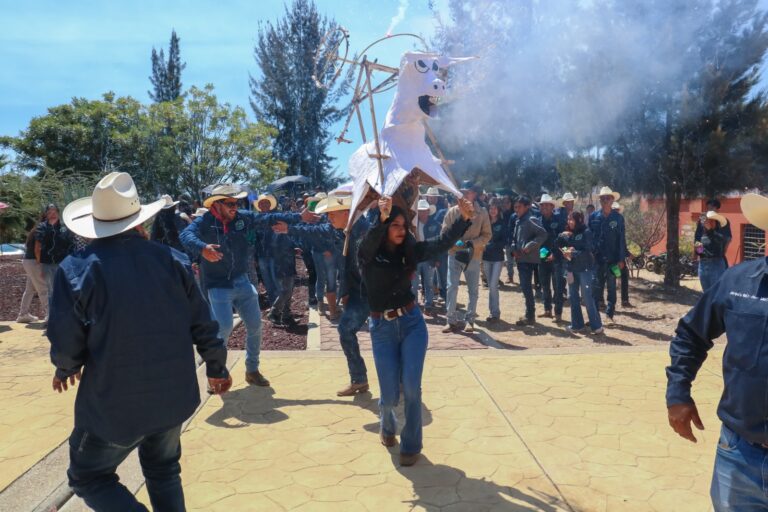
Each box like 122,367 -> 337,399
415,59 -> 429,73
432,61 -> 439,72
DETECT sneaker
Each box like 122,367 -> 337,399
566,325 -> 586,334
464,322 -> 475,333
591,327 -> 605,335
282,315 -> 298,327
515,317 -> 535,326
16,313 -> 39,324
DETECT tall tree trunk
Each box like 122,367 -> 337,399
664,182 -> 681,287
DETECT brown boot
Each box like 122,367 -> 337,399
399,453 -> 420,466
337,382 -> 369,397
380,432 -> 396,447
326,292 -> 339,320
245,371 -> 270,387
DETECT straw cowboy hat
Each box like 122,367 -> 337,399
254,193 -> 277,212
705,210 -> 728,227
561,192 -> 576,203
417,199 -> 437,216
192,207 -> 209,218
598,186 -> 621,201
539,194 -> 560,207
424,187 -> 441,197
161,194 -> 179,209
741,193 -> 768,229
315,195 -> 353,215
202,184 -> 248,209
63,172 -> 166,239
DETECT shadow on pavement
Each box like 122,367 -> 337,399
393,454 -> 575,512
0,325 -> 10,334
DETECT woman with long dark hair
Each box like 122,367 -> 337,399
357,195 -> 473,466
17,217 -> 48,323
556,211 -> 603,335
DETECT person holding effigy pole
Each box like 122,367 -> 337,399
357,194 -> 474,466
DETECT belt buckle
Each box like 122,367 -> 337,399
383,307 -> 403,321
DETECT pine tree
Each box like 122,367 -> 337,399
249,0 -> 351,188
149,30 -> 186,103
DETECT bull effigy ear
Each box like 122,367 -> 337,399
436,56 -> 478,68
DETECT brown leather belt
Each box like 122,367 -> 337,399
370,301 -> 416,321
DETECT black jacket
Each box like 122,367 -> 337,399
358,214 -> 470,312
35,221 -> 74,264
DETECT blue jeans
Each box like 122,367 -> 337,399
594,262 -> 617,318
446,255 -> 480,324
257,256 -> 278,303
370,306 -> 428,455
208,274 -> 262,372
67,425 -> 184,512
504,245 -> 515,280
42,263 -> 59,308
272,275 -> 294,317
483,260 -> 504,318
700,258 -> 727,292
412,262 -> 435,307
312,250 -> 339,297
436,253 -> 448,300
539,260 -> 565,315
337,294 -> 369,384
517,262 -> 537,320
569,270 -> 602,331
711,424 -> 768,511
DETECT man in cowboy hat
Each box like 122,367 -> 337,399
589,186 -> 628,322
694,210 -> 729,291
180,183 -> 317,387
414,199 -> 442,314
559,192 -> 576,217
666,193 -> 768,510
48,172 -> 231,511
442,180 -> 491,333
253,193 -> 280,304
695,198 -> 733,268
538,194 -> 566,321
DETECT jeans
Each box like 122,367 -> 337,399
482,260 -> 504,318
67,425 -> 184,512
370,306 -> 428,455
303,252 -> 317,301
504,245 -> 515,280
436,253 -> 448,300
711,423 -> 768,511
517,262 -> 537,320
41,263 -> 58,308
208,274 -> 262,372
312,250 -> 340,298
272,275 -> 294,317
594,262 -> 617,318
700,258 -> 727,292
412,262 -> 435,307
337,294 -> 369,384
568,270 -> 602,331
539,260 -> 565,315
19,259 -> 48,317
257,256 -> 278,303
446,255 -> 480,324
620,264 -> 629,303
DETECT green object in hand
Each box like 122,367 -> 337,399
539,247 -> 550,260
610,264 -> 621,277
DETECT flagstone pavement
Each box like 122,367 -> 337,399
1,322 -> 724,511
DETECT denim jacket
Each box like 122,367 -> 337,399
47,232 -> 228,444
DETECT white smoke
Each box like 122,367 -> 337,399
386,0 -> 410,37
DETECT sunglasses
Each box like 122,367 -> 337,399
217,200 -> 239,208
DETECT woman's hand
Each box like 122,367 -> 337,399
458,197 -> 474,220
379,196 -> 392,222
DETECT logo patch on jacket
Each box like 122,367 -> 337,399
575,234 -> 583,241
609,221 -> 618,229
235,220 -> 245,231
550,222 -> 559,230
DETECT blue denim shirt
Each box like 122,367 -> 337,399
180,210 -> 299,289
47,232 -> 228,444
666,257 -> 768,444
589,210 -> 628,264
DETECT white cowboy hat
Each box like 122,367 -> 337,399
539,194 -> 560,207
161,194 -> 179,209
611,201 -> 621,210
254,193 -> 277,212
561,192 -> 575,202
741,193 -> 767,230
192,208 -> 208,218
424,187 -> 441,197
598,186 -> 621,201
202,184 -> 248,208
315,195 -> 353,214
311,192 -> 328,201
330,182 -> 353,197
63,172 -> 166,239
705,210 -> 728,227
417,199 -> 437,216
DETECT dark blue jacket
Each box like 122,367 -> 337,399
289,221 -> 344,255
180,210 -> 299,289
150,209 -> 188,253
556,227 -> 595,273
589,210 -> 628,264
271,233 -> 297,278
36,221 -> 75,264
47,232 -> 228,444
416,215 -> 443,264
483,218 -> 506,262
339,217 -> 371,299
540,211 -> 567,262
666,257 -> 768,445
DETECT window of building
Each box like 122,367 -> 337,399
743,224 -> 766,261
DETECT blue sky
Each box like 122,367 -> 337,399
0,0 -> 448,179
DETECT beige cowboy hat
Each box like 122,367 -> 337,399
424,187 -> 441,198
63,172 -> 166,239
202,183 -> 248,209
598,186 -> 621,201
330,182 -> 353,197
417,199 -> 437,216
611,201 -> 621,211
741,193 -> 767,230
253,193 -> 277,212
705,210 -> 728,227
315,195 -> 353,215
561,192 -> 576,202
539,193 -> 560,207
161,194 -> 179,209
192,207 -> 209,218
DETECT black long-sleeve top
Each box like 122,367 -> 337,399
358,214 -> 471,312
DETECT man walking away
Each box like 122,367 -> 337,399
49,172 -> 232,512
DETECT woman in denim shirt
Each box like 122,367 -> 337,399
482,199 -> 506,323
358,196 -> 473,466
556,211 -> 604,335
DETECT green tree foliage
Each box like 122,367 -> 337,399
556,154 -> 601,199
249,0 -> 351,188
149,30 -> 186,102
